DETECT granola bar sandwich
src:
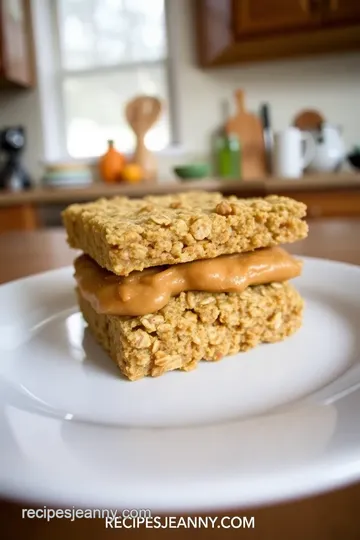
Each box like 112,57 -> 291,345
62,191 -> 307,381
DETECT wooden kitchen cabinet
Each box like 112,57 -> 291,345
234,0 -> 321,37
196,0 -> 360,66
280,190 -> 360,218
324,0 -> 360,24
0,0 -> 34,87
0,204 -> 39,233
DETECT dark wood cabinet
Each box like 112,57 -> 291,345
324,0 -> 360,24
234,0 -> 321,37
0,204 -> 39,233
0,0 -> 34,87
196,0 -> 360,66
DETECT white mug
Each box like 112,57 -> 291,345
273,127 -> 316,178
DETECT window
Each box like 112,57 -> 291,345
54,0 -> 171,158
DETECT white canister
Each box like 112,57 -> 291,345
273,127 -> 316,178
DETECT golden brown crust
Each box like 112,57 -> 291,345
63,192 -> 308,276
77,282 -> 304,381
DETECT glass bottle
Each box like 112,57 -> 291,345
215,131 -> 241,179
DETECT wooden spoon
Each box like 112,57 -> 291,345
125,96 -> 162,182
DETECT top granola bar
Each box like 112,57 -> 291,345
62,191 -> 308,276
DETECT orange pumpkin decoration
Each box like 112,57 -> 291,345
99,140 -> 125,183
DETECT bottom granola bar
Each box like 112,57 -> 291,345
77,282 -> 303,381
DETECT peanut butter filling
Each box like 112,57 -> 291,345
75,247 -> 302,317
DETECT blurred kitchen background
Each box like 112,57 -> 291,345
0,0 -> 360,231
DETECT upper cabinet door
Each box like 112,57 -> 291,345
0,0 -> 34,86
234,0 -> 322,37
324,0 -> 360,24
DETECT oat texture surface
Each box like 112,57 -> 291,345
63,192 -> 308,275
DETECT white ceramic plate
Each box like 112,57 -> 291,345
1,257 -> 360,511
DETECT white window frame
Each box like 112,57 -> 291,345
32,0 -> 180,163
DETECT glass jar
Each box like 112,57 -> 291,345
215,132 -> 241,179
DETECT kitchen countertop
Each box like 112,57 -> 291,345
0,173 -> 359,207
